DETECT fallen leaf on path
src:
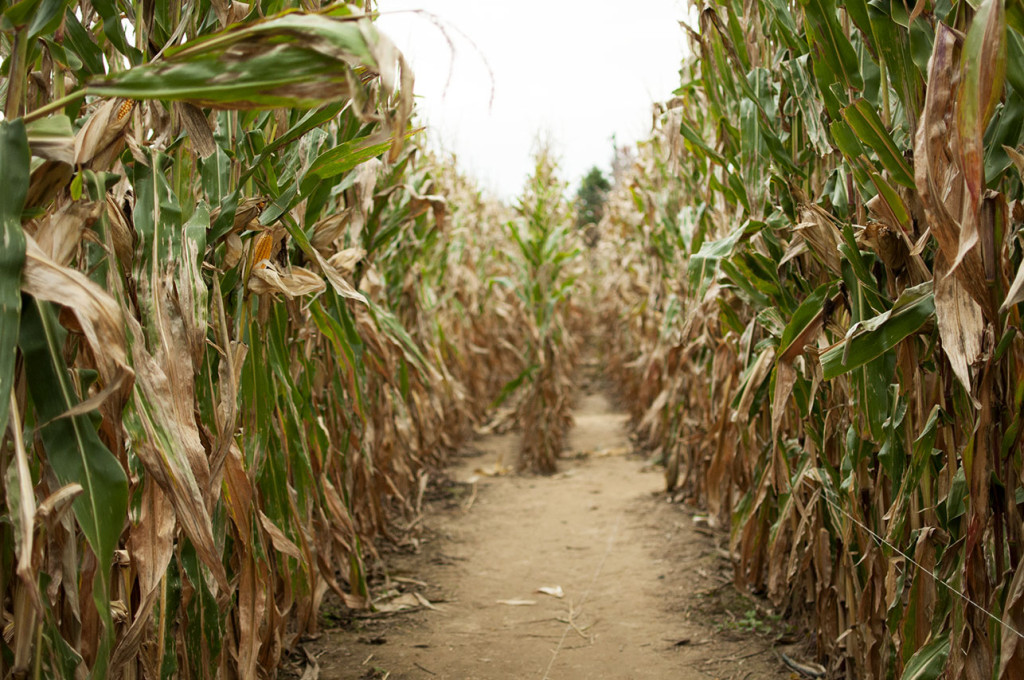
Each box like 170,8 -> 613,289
780,652 -> 827,678
374,593 -> 421,612
357,636 -> 387,645
536,585 -> 565,598
593,446 -> 630,457
474,463 -> 512,477
496,599 -> 537,606
412,592 -> 439,610
473,407 -> 515,435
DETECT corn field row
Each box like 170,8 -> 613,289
4,0 -> 1024,678
595,0 -> 1024,678
0,0 -> 581,676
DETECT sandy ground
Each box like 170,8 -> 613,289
306,387 -> 804,680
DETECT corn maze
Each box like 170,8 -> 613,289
1,0 -> 1023,678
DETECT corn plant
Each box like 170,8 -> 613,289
594,1 -> 1024,678
501,145 -> 581,474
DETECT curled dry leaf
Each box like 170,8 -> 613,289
248,262 -> 327,298
173,102 -> 217,158
408,188 -> 448,231
311,212 -> 350,254
934,256 -> 984,407
536,585 -> 564,598
210,196 -> 267,237
914,24 -> 992,318
314,249 -> 368,303
27,199 -> 104,267
327,247 -> 366,277
224,232 -> 244,269
104,194 -> 136,266
349,158 -> 381,242
20,235 -> 134,413
258,511 -> 303,561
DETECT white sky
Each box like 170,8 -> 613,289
377,1 -> 692,200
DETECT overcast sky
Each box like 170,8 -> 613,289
377,1 -> 691,200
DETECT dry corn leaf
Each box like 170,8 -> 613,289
591,446 -> 629,457
20,235 -> 134,413
29,199 -> 104,267
327,247 -> 366,277
536,586 -> 564,599
124,278 -> 228,593
374,593 -> 422,613
258,511 -> 303,561
174,101 -> 217,158
474,463 -> 512,477
934,256 -> 984,408
999,563 -> 1024,680
249,262 -> 326,298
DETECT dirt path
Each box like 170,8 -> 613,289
311,386 -> 800,679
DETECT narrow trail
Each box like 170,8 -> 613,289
315,381 -> 797,679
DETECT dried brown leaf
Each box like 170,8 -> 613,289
258,511 -> 303,561
21,235 -> 134,413
934,256 -> 984,407
248,262 -> 327,298
174,102 -> 217,158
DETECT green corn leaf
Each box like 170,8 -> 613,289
841,98 -> 915,187
958,0 -> 1007,206
89,12 -> 395,110
688,221 -> 748,297
869,172 -> 912,229
20,0 -> 70,39
900,635 -> 951,680
821,281 -> 934,379
301,134 -> 397,195
778,282 -> 833,360
1007,29 -> 1024,97
90,0 -> 142,62
867,0 -> 925,117
62,7 -> 107,76
762,0 -> 809,53
800,0 -> 863,115
0,120 -> 29,439
239,101 -> 347,184
830,119 -> 878,193
843,0 -> 873,34
678,116 -> 727,164
180,542 -> 223,678
19,297 -> 128,680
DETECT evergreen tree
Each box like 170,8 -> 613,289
573,166 -> 611,233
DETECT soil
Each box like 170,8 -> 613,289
299,378 -> 811,679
